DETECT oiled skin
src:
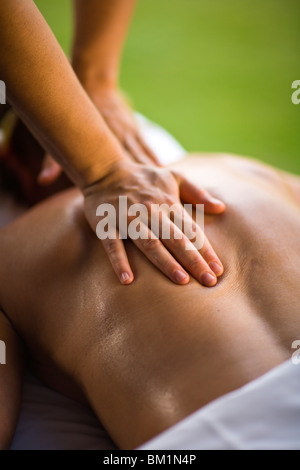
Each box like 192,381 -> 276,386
1,154 -> 300,449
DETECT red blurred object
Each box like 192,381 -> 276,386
0,110 -> 72,205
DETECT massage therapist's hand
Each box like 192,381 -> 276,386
0,0 -> 224,288
38,86 -> 161,185
83,159 -> 225,286
86,85 -> 161,166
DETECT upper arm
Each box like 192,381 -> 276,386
0,309 -> 24,449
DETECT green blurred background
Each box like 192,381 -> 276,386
35,0 -> 300,172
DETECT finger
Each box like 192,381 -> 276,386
157,214 -> 218,286
199,233 -> 224,277
101,107 -> 161,166
102,111 -> 127,143
101,234 -> 134,285
178,175 -> 226,214
131,222 -> 190,285
102,106 -> 137,141
136,134 -> 162,166
154,202 -> 223,278
102,114 -> 150,164
124,133 -> 153,165
38,153 -> 62,186
180,205 -> 224,277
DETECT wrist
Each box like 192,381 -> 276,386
60,114 -> 126,190
72,53 -> 118,92
83,157 -> 136,195
77,146 -> 126,191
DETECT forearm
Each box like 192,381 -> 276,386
72,0 -> 137,89
0,0 -> 124,188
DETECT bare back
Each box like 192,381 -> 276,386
1,154 -> 300,449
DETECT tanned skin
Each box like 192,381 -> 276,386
0,154 -> 300,449
0,1 -> 225,287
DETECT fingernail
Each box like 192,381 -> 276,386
37,173 -> 49,185
174,270 -> 189,284
209,262 -> 223,277
120,272 -> 131,284
41,169 -> 52,178
38,170 -> 51,184
210,197 -> 224,205
201,272 -> 217,287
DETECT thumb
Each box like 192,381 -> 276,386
37,153 -> 62,186
178,175 -> 226,214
